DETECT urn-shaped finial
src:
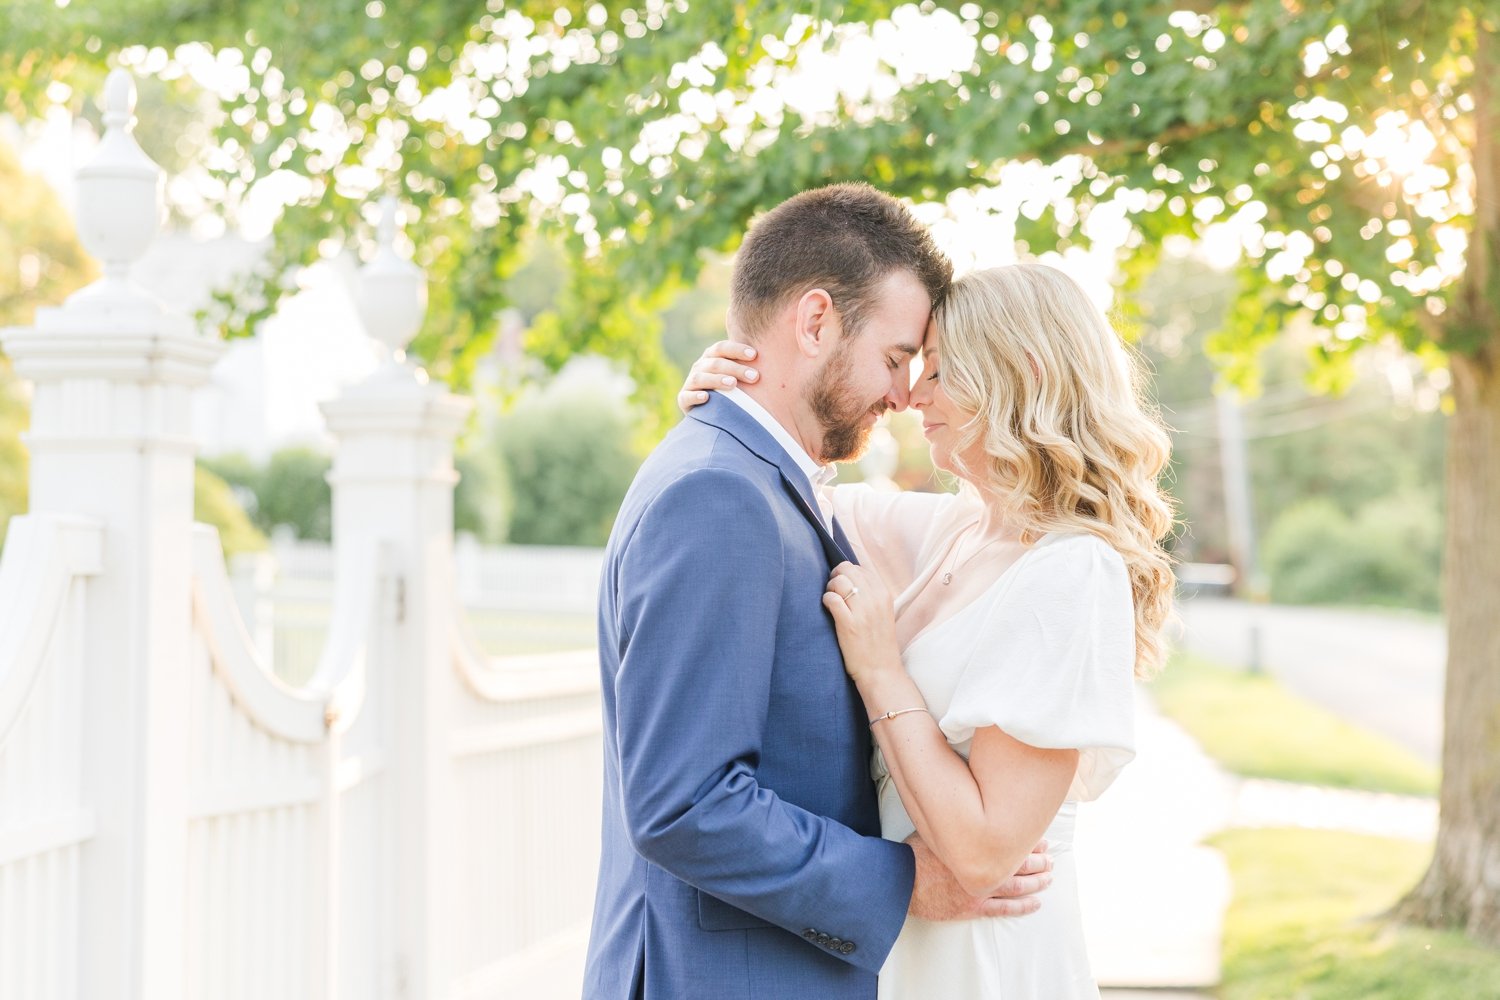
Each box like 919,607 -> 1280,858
74,70 -> 163,287
356,196 -> 427,365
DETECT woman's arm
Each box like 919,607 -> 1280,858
864,670 -> 1076,897
825,563 -> 1078,897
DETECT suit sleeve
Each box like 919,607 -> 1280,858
614,467 -> 914,972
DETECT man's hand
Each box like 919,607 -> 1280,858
907,835 -> 1052,920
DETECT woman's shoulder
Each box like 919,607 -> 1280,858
1029,531 -> 1126,567
1008,532 -> 1130,601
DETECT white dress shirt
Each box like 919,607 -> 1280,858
722,388 -> 836,528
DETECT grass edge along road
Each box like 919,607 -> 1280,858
1150,653 -> 1438,796
1150,653 -> 1500,997
1209,828 -> 1500,1000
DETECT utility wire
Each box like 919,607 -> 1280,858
1165,393 -> 1396,442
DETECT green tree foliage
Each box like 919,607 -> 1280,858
1133,254 -> 1446,604
0,1 -> 1468,387
0,137 -> 99,540
1248,401 -> 1445,526
658,254 -> 734,371
0,139 -> 96,328
0,363 -> 29,541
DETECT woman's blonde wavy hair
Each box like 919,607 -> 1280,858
933,263 -> 1177,678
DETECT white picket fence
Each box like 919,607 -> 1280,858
0,71 -> 600,1000
232,535 -> 603,686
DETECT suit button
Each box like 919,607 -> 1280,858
840,941 -> 856,955
827,937 -> 844,951
815,933 -> 832,948
802,928 -> 818,941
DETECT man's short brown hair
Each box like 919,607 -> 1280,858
728,183 -> 952,341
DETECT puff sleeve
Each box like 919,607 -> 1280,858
937,534 -> 1138,801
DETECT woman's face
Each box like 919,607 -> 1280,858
909,322 -> 985,477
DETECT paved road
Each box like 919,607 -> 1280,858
1173,598 -> 1445,764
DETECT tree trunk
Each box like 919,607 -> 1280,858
1395,17 -> 1500,945
1396,346 -> 1500,945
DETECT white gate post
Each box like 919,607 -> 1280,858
320,198 -> 473,998
0,71 -> 221,1000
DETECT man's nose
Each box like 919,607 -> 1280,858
885,375 -> 911,412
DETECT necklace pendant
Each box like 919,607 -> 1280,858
941,572 -> 953,586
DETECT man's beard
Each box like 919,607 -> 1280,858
808,343 -> 886,464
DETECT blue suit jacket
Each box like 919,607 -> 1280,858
584,394 -> 916,999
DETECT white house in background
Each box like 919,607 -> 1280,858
129,234 -> 382,460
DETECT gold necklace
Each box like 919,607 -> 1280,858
939,524 -> 1007,586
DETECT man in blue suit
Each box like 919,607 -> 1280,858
585,185 -> 1046,999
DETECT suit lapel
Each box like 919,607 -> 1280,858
689,394 -> 858,566
830,516 -> 857,565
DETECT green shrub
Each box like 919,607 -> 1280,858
192,363 -> 646,551
1261,498 -> 1354,603
1262,490 -> 1442,610
257,448 -> 333,541
495,387 -> 641,547
194,465 -> 266,557
454,446 -> 513,544
202,443 -> 518,546
200,447 -> 333,542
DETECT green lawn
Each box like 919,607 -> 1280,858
1150,654 -> 1439,796
466,609 -> 598,656
1212,828 -> 1500,999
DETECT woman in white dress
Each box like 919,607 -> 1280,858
681,262 -> 1175,998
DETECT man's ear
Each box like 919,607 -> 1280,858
793,288 -> 837,359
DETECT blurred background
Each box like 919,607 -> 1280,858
2,2 -> 1496,998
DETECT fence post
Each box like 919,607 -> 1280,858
0,70 -> 221,1000
320,197 -> 473,997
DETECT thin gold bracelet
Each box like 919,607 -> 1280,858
869,707 -> 926,729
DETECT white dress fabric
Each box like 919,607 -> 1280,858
830,485 -> 1137,1000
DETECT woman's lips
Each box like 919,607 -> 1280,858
922,422 -> 944,437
